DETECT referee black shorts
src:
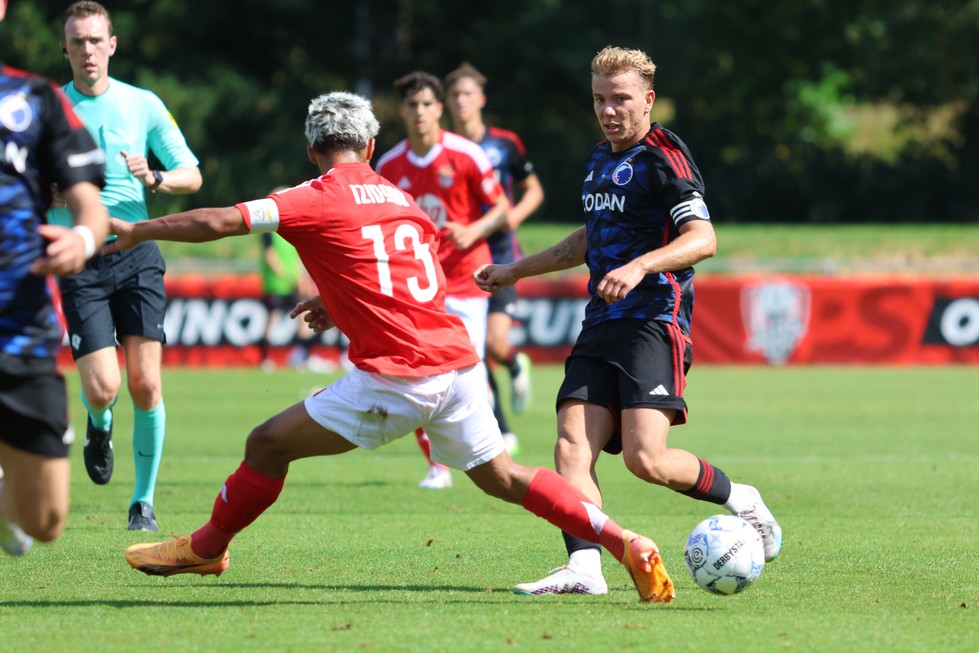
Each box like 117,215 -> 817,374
557,318 -> 693,454
59,240 -> 167,360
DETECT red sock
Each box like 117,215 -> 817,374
521,468 -> 626,563
414,428 -> 434,465
191,461 -> 285,559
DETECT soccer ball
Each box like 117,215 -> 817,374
684,514 -> 765,595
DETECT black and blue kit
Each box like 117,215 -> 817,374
0,65 -> 104,455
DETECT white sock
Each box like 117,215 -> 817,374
569,548 -> 603,577
724,483 -> 758,514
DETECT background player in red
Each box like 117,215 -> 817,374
444,62 -> 544,457
376,71 -> 510,490
110,91 -> 674,603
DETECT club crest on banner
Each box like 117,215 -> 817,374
742,280 -> 811,364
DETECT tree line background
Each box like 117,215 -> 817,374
2,0 -> 977,224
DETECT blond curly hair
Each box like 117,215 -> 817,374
591,46 -> 657,91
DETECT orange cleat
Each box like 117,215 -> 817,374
620,530 -> 675,603
125,533 -> 229,577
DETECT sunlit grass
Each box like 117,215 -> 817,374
1,366 -> 976,652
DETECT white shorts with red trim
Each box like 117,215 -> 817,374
303,364 -> 504,471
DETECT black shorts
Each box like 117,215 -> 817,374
488,285 -> 518,317
0,355 -> 70,457
557,319 -> 693,454
59,240 -> 167,360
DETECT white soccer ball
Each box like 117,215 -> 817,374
684,514 -> 765,595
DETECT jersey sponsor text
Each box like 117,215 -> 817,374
582,192 -> 625,213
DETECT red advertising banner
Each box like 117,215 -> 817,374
56,274 -> 979,367
693,276 -> 979,364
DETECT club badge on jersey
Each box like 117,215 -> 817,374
612,160 -> 634,186
0,92 -> 33,133
437,165 -> 455,189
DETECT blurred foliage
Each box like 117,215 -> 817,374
2,0 -> 977,223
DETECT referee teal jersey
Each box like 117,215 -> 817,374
48,77 -> 198,226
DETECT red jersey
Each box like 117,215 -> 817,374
375,131 -> 503,297
235,161 -> 480,377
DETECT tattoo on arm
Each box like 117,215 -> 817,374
553,230 -> 585,265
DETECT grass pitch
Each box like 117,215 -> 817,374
1,365 -> 976,652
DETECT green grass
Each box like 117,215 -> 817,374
2,365 -> 977,652
520,223 -> 977,261
160,223 -> 978,276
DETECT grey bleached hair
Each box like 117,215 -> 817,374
305,91 -> 380,154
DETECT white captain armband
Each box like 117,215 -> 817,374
241,198 -> 280,233
670,196 -> 712,227
72,225 -> 97,259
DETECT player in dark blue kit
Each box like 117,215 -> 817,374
0,0 -> 109,556
445,63 -> 544,457
476,46 -> 781,597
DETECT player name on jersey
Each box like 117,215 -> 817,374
349,183 -> 410,207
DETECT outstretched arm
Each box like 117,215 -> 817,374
474,226 -> 587,293
102,206 -> 248,254
516,225 -> 587,275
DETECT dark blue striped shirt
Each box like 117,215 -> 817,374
0,66 -> 104,361
580,124 -> 710,333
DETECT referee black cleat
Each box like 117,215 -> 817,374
83,415 -> 114,485
128,501 -> 159,532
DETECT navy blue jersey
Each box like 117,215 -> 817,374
479,126 -> 534,264
0,66 -> 104,361
580,124 -> 710,333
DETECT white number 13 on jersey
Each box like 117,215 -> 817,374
361,224 -> 438,303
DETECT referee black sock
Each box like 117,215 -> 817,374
678,458 -> 732,505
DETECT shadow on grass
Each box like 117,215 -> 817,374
0,579 -> 718,610
0,599 -> 323,608
152,479 -> 393,490
0,592 -> 718,610
218,582 -> 543,596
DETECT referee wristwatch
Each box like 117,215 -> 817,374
149,170 -> 164,191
